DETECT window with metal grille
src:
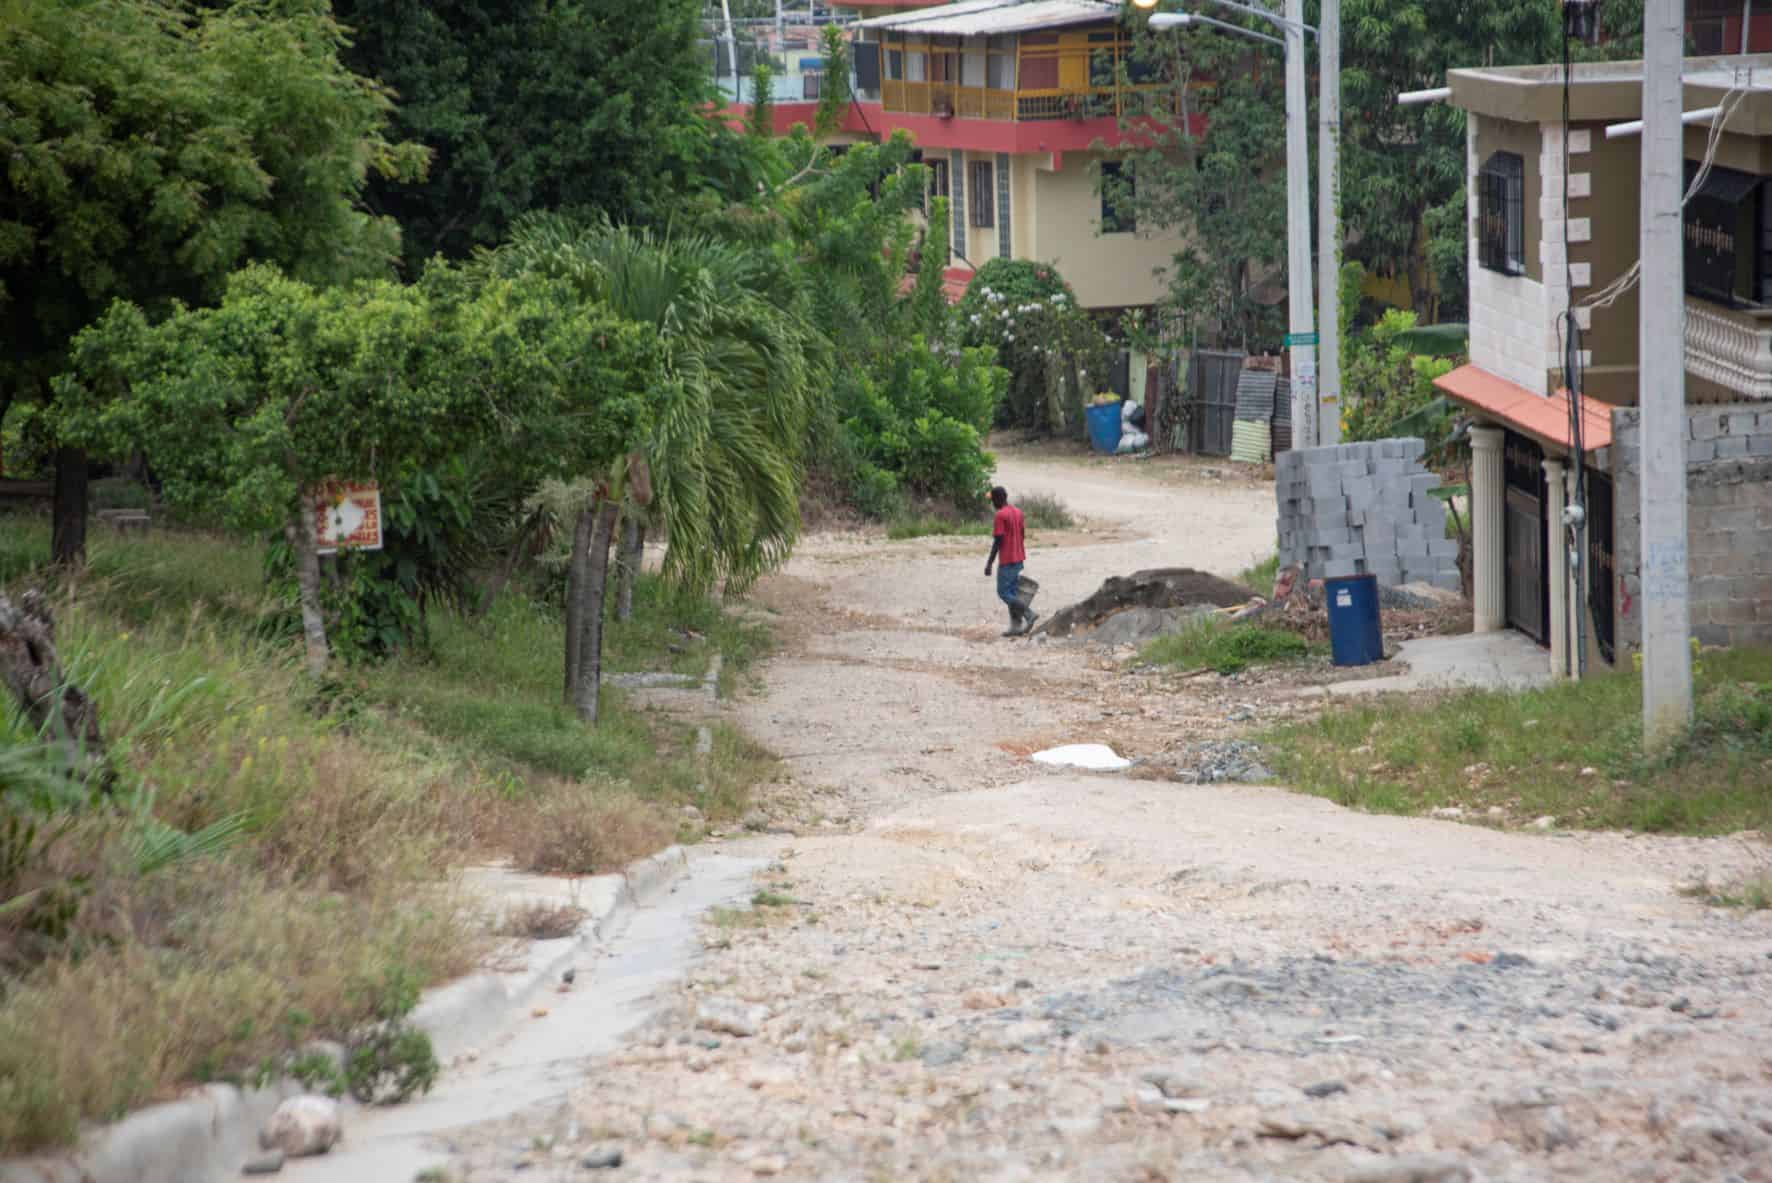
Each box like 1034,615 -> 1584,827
1100,160 -> 1136,234
969,160 -> 995,228
1477,151 -> 1524,276
1683,160 -> 1766,306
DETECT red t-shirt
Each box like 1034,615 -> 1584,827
993,505 -> 1027,565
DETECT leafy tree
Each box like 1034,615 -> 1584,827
0,0 -> 424,564
1340,307 -> 1461,460
1116,23 -> 1287,349
332,0 -> 742,267
54,265 -> 655,678
1331,0 -> 1643,320
485,217 -> 818,718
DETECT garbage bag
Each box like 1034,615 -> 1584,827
1116,429 -> 1149,454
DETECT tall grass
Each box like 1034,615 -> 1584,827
0,516 -> 776,1151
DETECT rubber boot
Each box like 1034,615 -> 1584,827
1002,605 -> 1025,637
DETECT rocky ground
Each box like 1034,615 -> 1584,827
442,444 -> 1772,1183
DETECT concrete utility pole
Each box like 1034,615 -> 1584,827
1638,0 -> 1694,747
1316,0 -> 1341,446
721,0 -> 740,100
1283,0 -> 1318,447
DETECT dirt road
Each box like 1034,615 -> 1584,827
450,445 -> 1772,1182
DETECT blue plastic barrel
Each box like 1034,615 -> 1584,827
1085,402 -> 1122,454
1324,574 -> 1384,666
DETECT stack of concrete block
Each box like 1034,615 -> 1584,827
1274,438 -> 1461,589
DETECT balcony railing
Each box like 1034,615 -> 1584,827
1685,298 -> 1772,401
875,34 -> 1190,123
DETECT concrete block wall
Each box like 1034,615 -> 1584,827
1611,404 -> 1772,651
1275,439 -> 1461,590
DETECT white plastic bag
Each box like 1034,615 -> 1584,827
1116,429 -> 1149,454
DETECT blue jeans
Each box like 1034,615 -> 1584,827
996,562 -> 1023,612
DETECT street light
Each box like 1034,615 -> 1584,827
1148,12 -> 1283,46
1145,2 -> 1341,448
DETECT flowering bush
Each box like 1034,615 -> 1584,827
956,259 -> 1110,433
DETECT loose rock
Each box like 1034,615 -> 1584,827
260,1096 -> 341,1158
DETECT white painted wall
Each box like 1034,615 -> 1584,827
1467,113 -> 1553,394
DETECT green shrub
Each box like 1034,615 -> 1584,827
1340,309 -> 1461,461
835,336 -> 1004,512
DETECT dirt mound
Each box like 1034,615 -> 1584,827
1037,568 -> 1256,638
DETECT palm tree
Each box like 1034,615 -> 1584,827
485,217 -> 823,718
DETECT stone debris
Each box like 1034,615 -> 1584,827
259,1095 -> 341,1158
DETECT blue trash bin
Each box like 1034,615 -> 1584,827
1324,574 -> 1384,667
1085,402 -> 1122,455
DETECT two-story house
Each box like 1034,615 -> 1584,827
741,0 -> 1196,321
1431,55 -> 1772,677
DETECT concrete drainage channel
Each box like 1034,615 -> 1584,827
0,655 -> 754,1183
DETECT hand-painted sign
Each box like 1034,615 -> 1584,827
311,480 -> 383,554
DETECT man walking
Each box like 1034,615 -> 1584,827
984,486 -> 1039,636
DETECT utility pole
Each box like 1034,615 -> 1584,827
721,0 -> 740,100
1316,0 -> 1341,446
1638,0 -> 1693,748
1283,0 -> 1317,447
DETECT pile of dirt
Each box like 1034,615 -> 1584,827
1036,568 -> 1257,639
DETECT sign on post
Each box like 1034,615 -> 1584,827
1284,331 -> 1319,347
311,480 -> 383,554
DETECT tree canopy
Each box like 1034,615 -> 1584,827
332,0 -> 744,268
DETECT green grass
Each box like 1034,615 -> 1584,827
1141,618 -> 1313,675
1238,553 -> 1279,594
1261,648 -> 1772,834
886,493 -> 1075,540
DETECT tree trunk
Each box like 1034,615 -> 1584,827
51,447 -> 89,567
615,517 -> 644,622
285,515 -> 330,678
0,590 -> 110,789
573,500 -> 620,724
563,507 -> 595,704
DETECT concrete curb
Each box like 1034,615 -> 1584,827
0,846 -> 690,1183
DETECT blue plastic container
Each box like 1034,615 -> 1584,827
1324,574 -> 1384,667
1085,402 -> 1122,454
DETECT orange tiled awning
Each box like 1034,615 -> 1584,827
1432,364 -> 1613,452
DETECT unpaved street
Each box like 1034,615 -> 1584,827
449,445 -> 1772,1182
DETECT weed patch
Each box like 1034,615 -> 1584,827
1141,620 -> 1312,675
1261,649 -> 1772,833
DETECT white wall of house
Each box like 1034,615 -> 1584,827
1467,113 -> 1553,394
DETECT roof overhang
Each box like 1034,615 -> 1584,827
1434,364 -> 1613,454
856,0 -> 1119,37
1446,54 -> 1772,131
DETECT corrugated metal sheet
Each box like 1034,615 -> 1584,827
856,0 -> 1119,37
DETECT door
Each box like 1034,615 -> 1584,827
1503,432 -> 1548,644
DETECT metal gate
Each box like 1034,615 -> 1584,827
1503,432 -> 1549,644
1183,350 -> 1243,456
1585,467 -> 1615,664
